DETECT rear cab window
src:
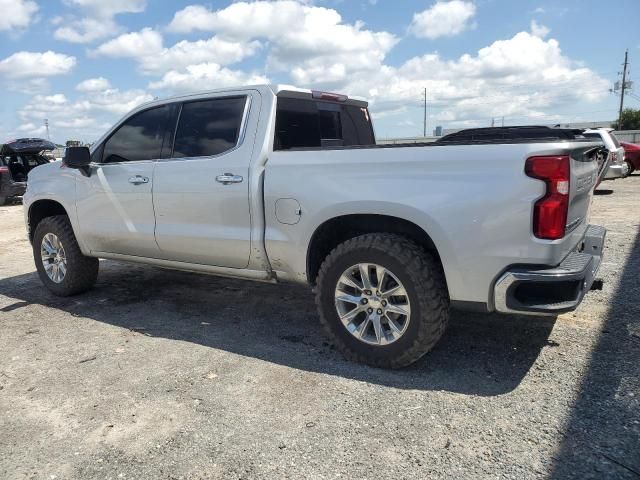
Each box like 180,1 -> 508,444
274,95 -> 375,150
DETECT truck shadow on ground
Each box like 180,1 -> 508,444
549,224 -> 640,479
0,264 -> 557,397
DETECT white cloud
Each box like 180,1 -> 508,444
76,77 -> 112,92
17,85 -> 153,142
530,20 -> 550,38
409,0 -> 476,39
54,17 -> 120,44
61,0 -> 145,18
166,1 -> 397,90
0,51 -> 76,79
55,0 -> 147,43
92,28 -> 163,57
337,31 -> 609,126
148,63 -> 268,93
93,29 -> 261,75
0,0 -> 38,32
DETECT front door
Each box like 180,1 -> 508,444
153,93 -> 258,268
76,105 -> 173,258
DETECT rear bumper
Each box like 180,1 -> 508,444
494,225 -> 606,315
603,164 -> 625,179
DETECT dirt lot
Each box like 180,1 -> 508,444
1,176 -> 639,480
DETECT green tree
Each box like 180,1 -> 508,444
612,108 -> 640,130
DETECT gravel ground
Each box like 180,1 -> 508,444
0,175 -> 638,480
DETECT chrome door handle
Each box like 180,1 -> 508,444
216,173 -> 243,185
128,175 -> 149,185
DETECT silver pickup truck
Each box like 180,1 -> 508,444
23,85 -> 606,368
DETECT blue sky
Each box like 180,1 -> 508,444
0,0 -> 638,143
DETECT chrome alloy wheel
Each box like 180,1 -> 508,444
40,233 -> 67,284
334,263 -> 411,346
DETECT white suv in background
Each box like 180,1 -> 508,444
584,128 -> 628,179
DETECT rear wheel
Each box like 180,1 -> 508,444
33,215 -> 99,296
316,233 -> 449,368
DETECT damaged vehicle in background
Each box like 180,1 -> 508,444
0,138 -> 55,205
582,128 -> 628,179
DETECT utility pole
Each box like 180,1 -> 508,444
501,116 -> 504,127
423,87 -> 427,137
617,49 -> 629,130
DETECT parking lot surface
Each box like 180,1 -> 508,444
1,176 -> 639,480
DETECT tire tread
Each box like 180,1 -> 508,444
316,233 -> 449,368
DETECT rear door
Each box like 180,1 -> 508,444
152,92 -> 259,268
76,105 -> 174,258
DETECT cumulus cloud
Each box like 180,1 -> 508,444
148,63 -> 268,93
92,28 -> 163,57
530,20 -> 550,38
166,1 -> 397,90
337,31 -> 609,126
0,51 -> 76,78
0,0 -> 38,32
93,29 -> 261,75
409,0 -> 476,39
76,77 -> 112,92
17,85 -> 153,142
54,0 -> 146,43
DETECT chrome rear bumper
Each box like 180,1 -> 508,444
494,225 -> 606,315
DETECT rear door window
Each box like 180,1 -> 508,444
275,97 -> 374,150
172,96 -> 247,158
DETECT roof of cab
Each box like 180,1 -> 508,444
135,84 -> 367,110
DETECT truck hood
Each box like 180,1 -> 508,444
25,159 -> 62,182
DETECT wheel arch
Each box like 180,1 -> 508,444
28,199 -> 69,242
306,213 -> 446,287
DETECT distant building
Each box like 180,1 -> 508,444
66,140 -> 81,147
433,125 -> 443,136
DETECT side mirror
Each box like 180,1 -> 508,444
63,146 -> 91,176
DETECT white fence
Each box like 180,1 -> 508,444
614,130 -> 640,143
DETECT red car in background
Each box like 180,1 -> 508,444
621,141 -> 640,175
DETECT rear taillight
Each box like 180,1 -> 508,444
0,166 -> 8,173
525,155 -> 570,240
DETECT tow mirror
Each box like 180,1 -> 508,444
63,146 -> 91,176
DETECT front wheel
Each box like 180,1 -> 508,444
33,215 -> 99,296
316,234 -> 449,368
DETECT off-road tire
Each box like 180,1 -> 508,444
316,233 -> 449,368
33,215 -> 99,296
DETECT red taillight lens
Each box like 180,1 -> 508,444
525,155 -> 570,240
311,90 -> 348,102
0,166 -> 8,173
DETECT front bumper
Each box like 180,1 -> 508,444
603,164 -> 625,180
494,225 -> 606,315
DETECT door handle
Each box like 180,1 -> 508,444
216,173 -> 243,185
128,175 -> 149,185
